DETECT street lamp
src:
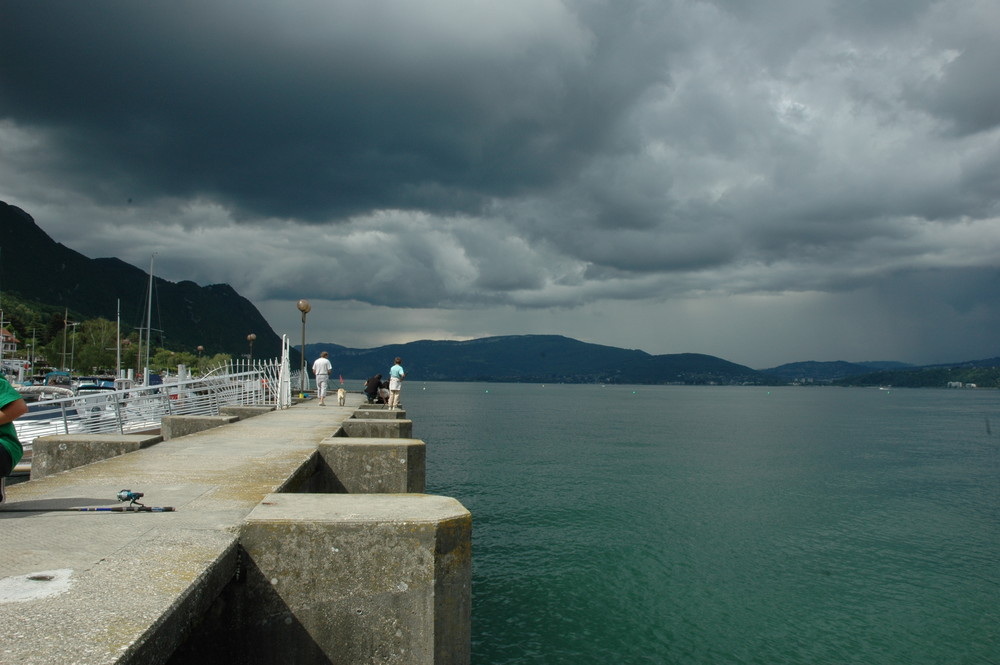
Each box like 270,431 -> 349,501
246,333 -> 256,362
296,299 -> 311,394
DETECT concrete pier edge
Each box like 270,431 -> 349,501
0,395 -> 471,665
30,433 -> 164,479
169,494 -> 471,664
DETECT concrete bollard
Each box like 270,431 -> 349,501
177,494 -> 472,665
353,406 -> 408,420
30,433 -> 164,478
161,415 -> 239,440
340,418 -> 413,439
317,438 -> 426,493
219,405 -> 276,420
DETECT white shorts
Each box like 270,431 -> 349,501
389,377 -> 402,391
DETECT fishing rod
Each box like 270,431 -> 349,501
0,505 -> 176,513
0,489 -> 175,513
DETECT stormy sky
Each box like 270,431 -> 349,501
2,0 -> 998,368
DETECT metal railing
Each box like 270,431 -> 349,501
14,358 -> 286,455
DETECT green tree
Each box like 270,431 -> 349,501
151,348 -> 198,372
202,353 -> 233,373
0,292 -> 69,359
74,318 -> 118,373
41,327 -> 72,369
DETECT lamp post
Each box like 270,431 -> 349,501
246,333 -> 256,363
296,299 -> 311,394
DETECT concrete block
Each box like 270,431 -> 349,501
30,433 -> 164,479
317,438 -> 426,493
353,406 -> 408,420
219,405 -> 276,420
161,415 -> 239,441
0,529 -> 239,665
340,418 -> 413,439
234,494 -> 471,665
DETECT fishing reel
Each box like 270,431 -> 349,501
117,489 -> 145,507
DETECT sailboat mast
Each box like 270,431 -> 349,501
143,254 -> 155,383
116,298 -> 122,378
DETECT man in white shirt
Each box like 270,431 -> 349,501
312,351 -> 333,405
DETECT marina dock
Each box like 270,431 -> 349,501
0,395 -> 471,664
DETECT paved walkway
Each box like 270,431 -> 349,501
0,396 -> 363,664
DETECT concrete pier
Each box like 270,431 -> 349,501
30,433 -> 163,479
0,395 -> 471,664
169,494 -> 470,664
160,414 -> 239,440
317,437 -> 426,493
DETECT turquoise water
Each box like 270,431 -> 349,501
402,383 -> 1000,665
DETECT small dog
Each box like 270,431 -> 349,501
337,388 -> 346,406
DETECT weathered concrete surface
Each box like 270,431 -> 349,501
1,392 -> 471,665
219,405 -> 276,420
317,437 -> 426,493
174,494 -> 471,665
340,417 -> 413,439
0,529 -> 239,665
30,433 -> 164,479
0,395 -> 362,664
353,406 -> 409,420
160,414 -> 239,440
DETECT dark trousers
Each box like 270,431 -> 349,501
0,447 -> 13,478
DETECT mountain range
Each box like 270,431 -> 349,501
2,200 -> 996,386
306,336 -> 784,385
1,201 -> 285,360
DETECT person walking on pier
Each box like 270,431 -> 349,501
0,375 -> 29,503
312,351 -> 333,406
388,357 -> 405,409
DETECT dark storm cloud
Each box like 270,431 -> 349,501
907,37 -> 1000,137
1,0 -> 665,221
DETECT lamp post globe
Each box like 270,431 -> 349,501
246,333 -> 256,362
296,300 -> 311,393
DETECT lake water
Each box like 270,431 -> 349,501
400,383 -> 1000,665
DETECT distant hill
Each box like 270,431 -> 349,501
764,357 -> 999,388
762,360 -> 915,383
0,201 -> 286,360
306,335 -> 786,385
922,357 -> 1000,370
831,358 -> 1000,388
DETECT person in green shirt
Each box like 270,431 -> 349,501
0,376 -> 29,503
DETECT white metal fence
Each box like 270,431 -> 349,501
15,357 -> 286,456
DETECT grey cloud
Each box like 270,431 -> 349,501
0,0 -> 663,222
908,38 -> 1000,136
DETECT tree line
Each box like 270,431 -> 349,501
1,292 -> 232,376
832,366 -> 1000,389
